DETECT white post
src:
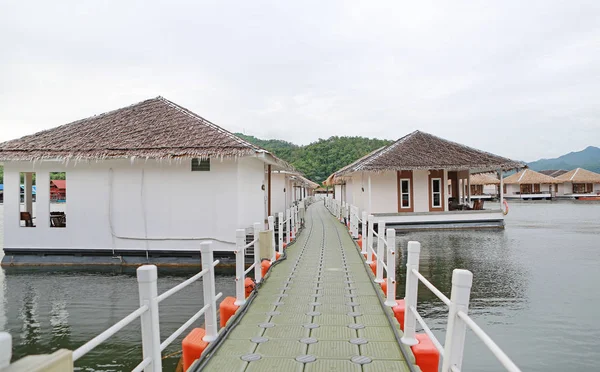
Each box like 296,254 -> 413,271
401,241 -> 420,346
291,207 -> 296,239
24,172 -> 33,215
441,269 -> 474,372
137,265 -> 162,372
295,206 -> 299,231
368,174 -> 372,215
278,212 -> 284,254
253,222 -> 262,283
286,208 -> 291,243
234,229 -> 246,306
200,242 -> 218,342
375,220 -> 386,283
268,215 -> 276,262
499,169 -> 504,206
467,170 -> 471,206
0,332 -> 11,369
361,211 -> 368,254
385,228 -> 396,306
366,215 -> 374,264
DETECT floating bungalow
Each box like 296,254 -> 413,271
468,173 -> 500,200
554,168 -> 600,199
326,130 -> 524,229
0,97 -> 314,265
502,169 -> 561,200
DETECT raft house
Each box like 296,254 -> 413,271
554,168 -> 600,199
0,97 -> 318,266
325,130 -> 524,230
502,169 -> 561,200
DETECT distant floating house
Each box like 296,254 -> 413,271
0,97 -> 310,264
468,173 -> 500,200
50,179 -> 66,201
502,169 -> 561,200
326,130 -> 523,229
539,169 -> 569,177
555,168 -> 600,198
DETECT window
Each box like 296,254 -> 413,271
50,173 -> 67,228
400,179 -> 411,208
19,172 -> 36,227
191,158 -> 210,171
431,178 -> 441,208
573,183 -> 593,194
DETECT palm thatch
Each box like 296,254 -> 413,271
332,131 -> 523,178
470,173 -> 500,185
0,97 -> 293,169
556,168 -> 600,183
503,169 -> 562,184
539,169 -> 569,177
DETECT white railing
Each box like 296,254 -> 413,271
402,241 -> 521,372
73,241 -> 221,371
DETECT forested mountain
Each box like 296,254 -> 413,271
236,134 -> 393,183
528,146 -> 600,173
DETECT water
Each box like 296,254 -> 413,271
394,200 -> 600,371
1,201 -> 600,371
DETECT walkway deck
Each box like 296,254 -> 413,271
201,203 -> 417,371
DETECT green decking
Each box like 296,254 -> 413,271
202,203 -> 418,371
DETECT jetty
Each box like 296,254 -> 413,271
0,198 -> 521,372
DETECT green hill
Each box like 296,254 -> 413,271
237,134 -> 393,183
528,146 -> 600,173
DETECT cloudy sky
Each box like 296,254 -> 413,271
1,0 -> 598,161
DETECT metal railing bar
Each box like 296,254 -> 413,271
412,269 -> 451,306
160,292 -> 223,352
457,311 -> 522,372
409,306 -> 445,356
243,239 -> 257,250
377,235 -> 388,247
244,263 -> 256,276
131,357 -> 152,372
157,267 -> 211,303
73,305 -> 149,361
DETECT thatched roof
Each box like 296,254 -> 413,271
556,168 -> 600,183
503,169 -> 562,185
539,169 -> 569,177
0,97 -> 293,169
331,131 -> 523,178
470,173 -> 500,185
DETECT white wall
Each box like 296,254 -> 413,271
4,157 -> 267,253
271,173 -> 289,215
369,171 -> 398,214
505,184 -> 519,195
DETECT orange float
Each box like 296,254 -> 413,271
261,259 -> 272,277
369,261 -> 377,275
275,252 -> 281,260
182,328 -> 209,371
392,299 -> 405,329
357,234 -> 363,249
244,277 -> 255,297
219,296 -> 240,327
412,333 -> 440,372
380,279 -> 387,294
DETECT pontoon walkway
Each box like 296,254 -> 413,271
199,203 -> 418,371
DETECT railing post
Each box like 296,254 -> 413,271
234,229 -> 246,306
200,242 -> 218,342
286,208 -> 291,243
291,208 -> 295,239
385,228 -> 396,306
349,206 -> 355,238
375,220 -> 386,283
253,222 -> 263,283
366,215 -> 374,264
278,212 -> 284,254
361,211 -> 368,255
0,332 -> 11,369
441,269 -> 473,372
268,215 -> 276,261
137,265 -> 162,372
295,206 -> 299,232
401,241 -> 420,346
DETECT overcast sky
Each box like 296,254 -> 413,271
1,0 -> 598,161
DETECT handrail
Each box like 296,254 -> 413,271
402,241 -> 521,372
244,263 -> 256,276
457,311 -> 521,372
73,304 -> 149,361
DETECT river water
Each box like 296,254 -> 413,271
1,201 -> 599,371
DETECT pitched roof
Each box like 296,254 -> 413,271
470,173 -> 500,185
51,180 -> 66,189
539,169 -> 569,177
332,131 -> 523,177
556,168 -> 600,183
503,169 -> 562,184
0,97 -> 292,169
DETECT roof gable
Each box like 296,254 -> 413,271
503,169 -> 561,184
556,168 -> 600,183
0,97 -> 269,162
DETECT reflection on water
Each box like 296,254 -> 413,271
1,201 -> 600,371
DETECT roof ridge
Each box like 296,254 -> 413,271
570,167 -> 580,181
157,97 -> 260,151
517,169 -> 526,182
